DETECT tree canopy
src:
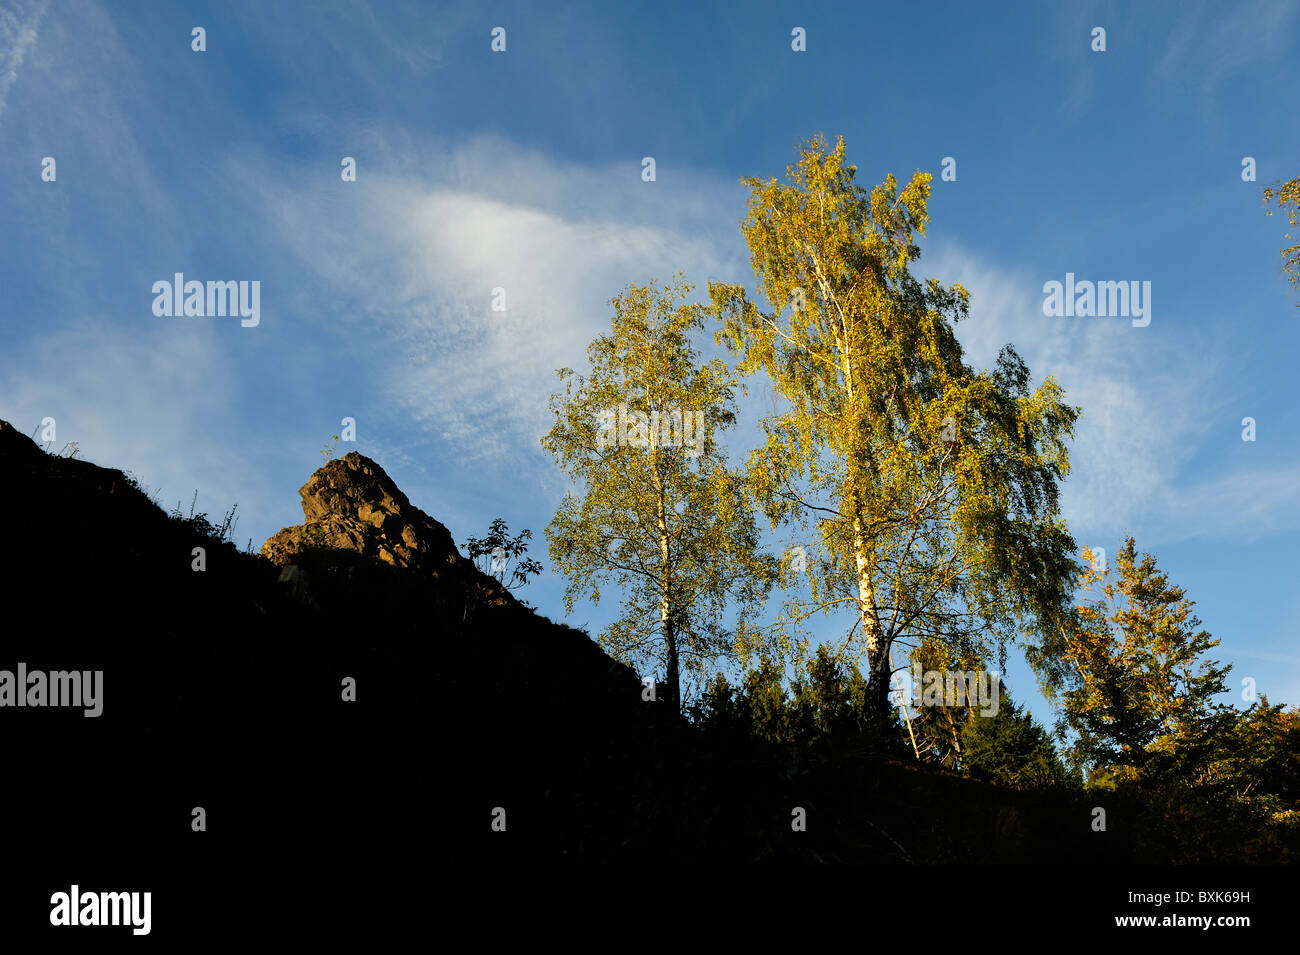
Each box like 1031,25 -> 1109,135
709,135 -> 1080,727
542,277 -> 775,710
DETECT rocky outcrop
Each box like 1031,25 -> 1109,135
262,452 -> 461,575
260,450 -> 523,620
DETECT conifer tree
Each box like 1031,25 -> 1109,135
1061,539 -> 1233,777
961,688 -> 1073,790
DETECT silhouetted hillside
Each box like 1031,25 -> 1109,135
0,420 -> 1132,872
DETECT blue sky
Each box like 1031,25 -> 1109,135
2,0 -> 1298,724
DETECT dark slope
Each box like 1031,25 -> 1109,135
0,420 -> 1128,887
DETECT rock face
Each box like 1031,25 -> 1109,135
262,452 -> 461,576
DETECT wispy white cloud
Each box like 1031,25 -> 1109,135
1154,0 -> 1299,97
1163,467 -> 1300,541
242,134 -> 747,486
0,323 -> 273,542
0,0 -> 48,124
925,241 -> 1298,544
1235,648 -> 1300,667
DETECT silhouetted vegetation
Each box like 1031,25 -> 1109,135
464,518 -> 543,594
7,135 -> 1297,872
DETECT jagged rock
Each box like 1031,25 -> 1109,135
262,452 -> 462,577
